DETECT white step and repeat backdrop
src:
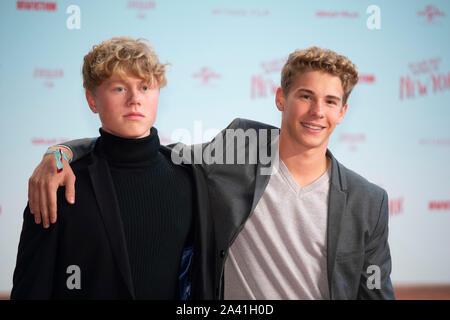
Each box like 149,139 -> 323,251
0,0 -> 449,294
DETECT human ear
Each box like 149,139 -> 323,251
275,87 -> 285,111
336,103 -> 348,124
86,90 -> 98,113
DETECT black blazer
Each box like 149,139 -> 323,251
11,148 -> 215,299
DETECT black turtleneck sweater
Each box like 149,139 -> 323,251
94,128 -> 193,299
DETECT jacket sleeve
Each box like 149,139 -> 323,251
55,138 -> 97,163
10,204 -> 59,299
199,118 -> 242,175
167,119 -> 242,175
357,190 -> 395,299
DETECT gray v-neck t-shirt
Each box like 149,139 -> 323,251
224,159 -> 331,300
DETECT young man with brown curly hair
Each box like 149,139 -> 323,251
23,46 -> 394,299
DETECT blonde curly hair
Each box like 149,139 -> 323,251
82,37 -> 168,92
281,46 -> 359,105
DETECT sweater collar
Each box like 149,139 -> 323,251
96,127 -> 161,166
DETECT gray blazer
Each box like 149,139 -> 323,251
199,118 -> 394,299
65,118 -> 394,300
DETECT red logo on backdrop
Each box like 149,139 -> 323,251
339,133 -> 366,152
127,1 -> 155,19
408,57 -> 441,75
316,10 -> 359,18
33,68 -> 63,88
418,5 -> 445,23
358,74 -> 376,84
212,8 -> 269,16
389,197 -> 404,216
251,75 -> 278,99
31,138 -> 69,146
17,1 -> 56,11
251,58 -> 286,99
429,201 -> 450,210
260,59 -> 286,74
399,57 -> 449,100
193,67 -> 221,85
0,205 -> 2,216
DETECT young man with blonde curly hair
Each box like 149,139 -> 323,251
11,37 -> 214,299
24,46 -> 394,299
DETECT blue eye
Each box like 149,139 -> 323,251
114,87 -> 124,92
142,86 -> 149,91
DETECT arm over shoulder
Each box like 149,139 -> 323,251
56,138 -> 97,163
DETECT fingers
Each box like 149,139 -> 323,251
49,159 -> 76,225
28,155 -> 56,225
28,154 -> 59,227
48,166 -> 76,224
28,175 -> 41,224
64,173 -> 76,205
48,181 -> 58,224
28,168 -> 38,215
39,180 -> 50,229
27,152 -> 75,228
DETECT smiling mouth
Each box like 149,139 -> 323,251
301,122 -> 325,130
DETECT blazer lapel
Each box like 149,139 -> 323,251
88,155 -> 135,299
250,130 -> 279,213
326,151 -> 347,299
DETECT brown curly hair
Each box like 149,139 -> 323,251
82,37 -> 168,92
281,46 -> 359,105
